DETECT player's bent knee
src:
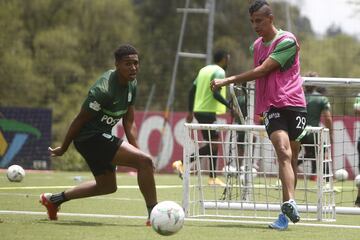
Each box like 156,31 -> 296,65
276,146 -> 292,161
101,184 -> 117,194
108,184 -> 117,194
139,155 -> 154,170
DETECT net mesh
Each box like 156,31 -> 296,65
183,123 -> 336,221
182,77 -> 360,222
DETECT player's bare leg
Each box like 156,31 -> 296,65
290,141 -> 301,188
270,130 -> 294,201
40,170 -> 118,221
64,172 -> 118,199
112,141 -> 157,225
270,130 -> 300,223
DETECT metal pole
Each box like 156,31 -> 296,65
206,0 -> 215,64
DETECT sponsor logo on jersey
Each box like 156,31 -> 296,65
128,92 -> 132,102
89,101 -> 101,111
101,115 -> 120,126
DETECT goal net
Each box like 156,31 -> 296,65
183,123 -> 336,221
182,77 -> 360,222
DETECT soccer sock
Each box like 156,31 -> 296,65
287,199 -> 295,204
50,192 -> 68,206
147,203 -> 157,219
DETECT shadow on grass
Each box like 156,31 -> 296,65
185,223 -> 270,230
37,219 -> 145,228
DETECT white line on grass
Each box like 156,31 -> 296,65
1,210 -> 360,229
0,185 -> 183,190
0,192 -> 144,201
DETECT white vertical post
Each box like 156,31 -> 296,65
182,123 -> 191,216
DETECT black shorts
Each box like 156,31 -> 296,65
74,133 -> 123,176
300,132 -> 316,158
263,107 -> 307,141
237,131 -> 245,149
194,112 -> 218,140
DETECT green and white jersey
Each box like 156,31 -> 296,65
75,70 -> 137,141
306,91 -> 330,126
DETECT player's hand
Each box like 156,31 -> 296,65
48,146 -> 66,157
186,112 -> 193,123
210,78 -> 225,91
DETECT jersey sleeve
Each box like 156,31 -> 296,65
211,69 -> 225,80
249,43 -> 254,57
270,38 -> 297,71
321,96 -> 331,111
82,87 -> 110,115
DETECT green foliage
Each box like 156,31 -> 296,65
301,34 -> 360,77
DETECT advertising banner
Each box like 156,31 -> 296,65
0,107 -> 51,169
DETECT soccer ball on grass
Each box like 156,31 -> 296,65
150,201 -> 185,236
334,169 -> 348,181
7,164 -> 25,182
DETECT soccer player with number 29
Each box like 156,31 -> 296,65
211,0 -> 307,230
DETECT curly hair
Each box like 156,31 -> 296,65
114,44 -> 138,61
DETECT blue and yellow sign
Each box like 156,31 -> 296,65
0,107 -> 51,169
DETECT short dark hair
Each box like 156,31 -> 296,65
213,50 -> 228,64
114,44 -> 138,61
249,0 -> 270,15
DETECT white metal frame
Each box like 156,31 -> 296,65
182,123 -> 347,222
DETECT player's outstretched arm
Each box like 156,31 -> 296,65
49,108 -> 93,157
123,105 -> 139,148
322,110 -> 334,144
210,57 -> 280,91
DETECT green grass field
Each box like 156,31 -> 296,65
0,171 -> 359,240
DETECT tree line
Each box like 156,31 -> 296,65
1,0 -> 360,163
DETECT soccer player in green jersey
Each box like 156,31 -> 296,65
299,72 -> 333,182
354,93 -> 360,207
172,49 -> 231,186
40,44 -> 157,226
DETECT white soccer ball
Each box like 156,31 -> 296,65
222,165 -> 238,177
150,201 -> 185,236
251,168 -> 258,178
6,165 -> 25,182
240,166 -> 258,178
355,175 -> 360,188
335,169 -> 348,181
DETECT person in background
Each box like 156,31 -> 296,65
298,71 -> 333,182
211,0 -> 307,230
353,93 -> 360,207
40,44 -> 157,226
172,49 -> 231,186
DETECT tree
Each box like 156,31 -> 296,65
0,0 -> 45,107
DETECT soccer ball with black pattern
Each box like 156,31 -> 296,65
150,201 -> 185,236
6,165 -> 25,182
